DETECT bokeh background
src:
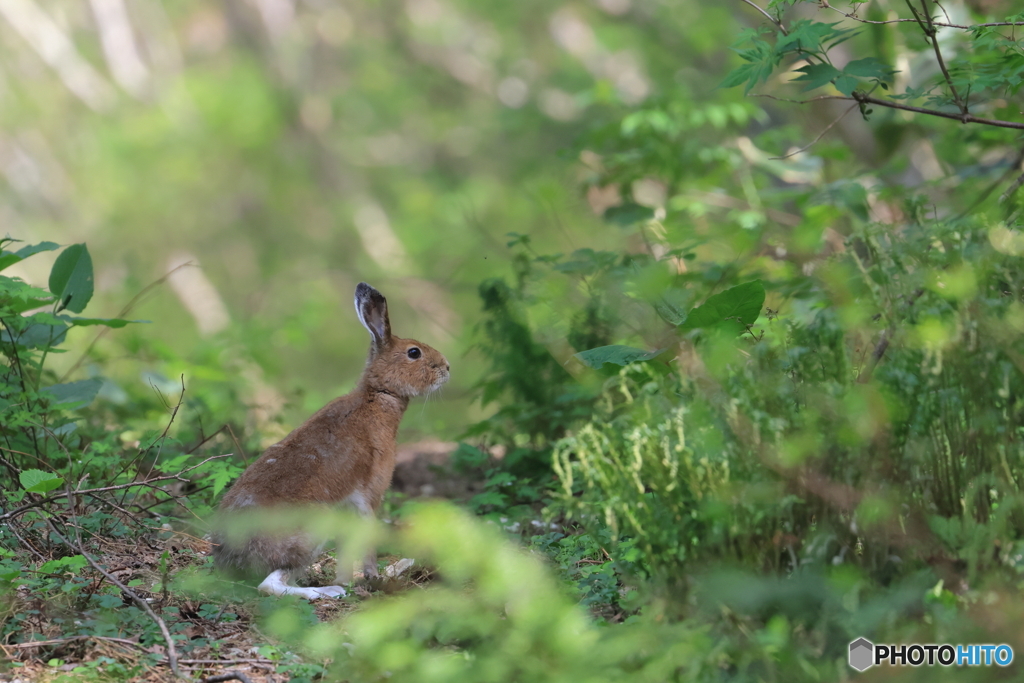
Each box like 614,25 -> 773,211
1,0 -> 748,443
2,0 -> 1012,441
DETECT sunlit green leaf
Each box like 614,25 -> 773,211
19,469 -> 64,494
680,280 -> 765,332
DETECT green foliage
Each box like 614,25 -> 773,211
9,2 -> 1024,681
472,272 -> 588,444
574,344 -> 663,369
678,280 -> 765,333
48,244 -> 95,314
290,504 -> 732,683
0,240 -> 123,481
724,19 -> 893,97
19,469 -> 64,494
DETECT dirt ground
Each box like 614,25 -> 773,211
0,441 -> 476,683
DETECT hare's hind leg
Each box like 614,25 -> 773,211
340,489 -> 380,581
258,570 -> 347,599
249,534 -> 348,599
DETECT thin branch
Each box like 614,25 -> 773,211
858,289 -> 925,383
0,453 -> 230,522
184,659 -> 274,665
135,374 -> 187,495
85,491 -> 155,531
111,374 -> 189,501
3,519 -> 48,562
913,0 -> 968,118
954,145 -> 1024,220
757,90 -> 1024,130
770,102 -> 859,160
820,1 -> 1024,28
44,511 -> 180,677
5,635 -> 145,650
850,92 -> 1024,129
739,0 -> 788,35
999,170 -> 1024,204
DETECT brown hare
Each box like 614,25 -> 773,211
212,282 -> 449,599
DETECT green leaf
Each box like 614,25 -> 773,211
61,316 -> 143,328
721,38 -> 777,94
0,276 -> 55,313
604,202 -> 655,227
468,491 -> 508,509
575,345 -> 664,369
680,280 -> 766,332
1,321 -> 68,348
654,299 -> 687,325
207,466 -> 237,498
652,287 -> 692,326
39,555 -> 87,574
833,74 -> 859,97
48,244 -> 94,314
0,241 -> 60,272
843,57 -> 893,80
776,21 -> 850,54
20,469 -> 64,494
794,63 -> 841,91
42,378 -> 103,407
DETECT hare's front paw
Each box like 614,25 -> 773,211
311,585 -> 347,598
258,570 -> 347,599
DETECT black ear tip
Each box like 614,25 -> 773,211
355,282 -> 388,308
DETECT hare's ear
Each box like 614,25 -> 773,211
354,282 -> 392,354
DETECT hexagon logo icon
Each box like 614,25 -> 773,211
849,637 -> 874,672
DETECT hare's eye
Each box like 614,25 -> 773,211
407,347 -> 422,360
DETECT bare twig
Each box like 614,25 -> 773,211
44,508 -> 180,677
85,492 -> 155,531
769,102 -> 859,160
184,659 -> 274,665
3,519 -> 48,562
1000,170 -> 1024,204
760,91 -> 1024,130
857,288 -> 925,383
5,635 -> 145,650
112,373 -> 188,496
739,0 -> 789,35
0,453 -> 230,522
910,0 -> 968,119
137,374 -> 187,487
225,424 -> 250,467
850,92 -> 1024,129
820,0 -> 1024,28
954,145 -> 1024,219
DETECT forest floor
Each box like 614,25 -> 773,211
1,441 -> 480,683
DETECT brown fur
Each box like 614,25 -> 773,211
211,283 -> 449,586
